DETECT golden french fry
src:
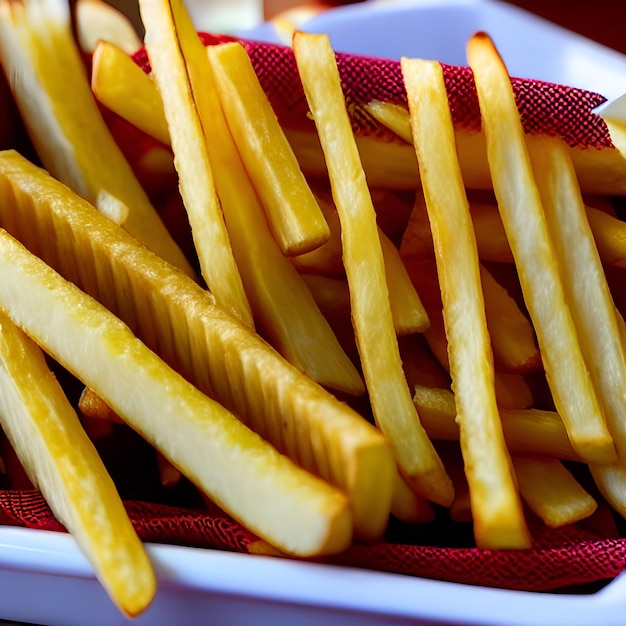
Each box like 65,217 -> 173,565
586,204 -> 626,267
91,40 -> 171,146
391,469 -> 436,524
470,203 -> 514,263
79,386 -> 123,424
0,150 -> 394,544
0,310 -> 156,616
379,229 -> 429,335
0,0 -> 194,277
0,227 -> 354,558
363,97 -> 626,196
467,31 -> 614,465
138,0 -> 253,328
422,296 -> 533,410
293,31 -> 453,507
513,456 -> 597,528
74,0 -> 141,54
402,55 -> 529,549
413,385 -> 578,461
480,263 -> 540,373
399,189 -> 433,261
209,41 -> 330,257
527,134 -> 626,515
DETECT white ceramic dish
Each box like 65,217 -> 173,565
2,526 -> 626,626
3,2 -> 626,625
242,0 -> 626,102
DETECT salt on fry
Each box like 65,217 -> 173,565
293,31 -> 453,507
402,56 -> 529,549
467,31 -> 614,465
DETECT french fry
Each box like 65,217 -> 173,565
209,41 -> 330,257
379,229 -> 430,335
470,203 -> 514,263
0,150 -> 394,543
0,228 -> 354,558
293,31 -> 453,507
78,386 -> 182,487
585,204 -> 626,267
0,0 -> 194,277
402,56 -> 529,548
391,469 -> 436,524
527,134 -> 626,516
480,263 -> 540,373
363,97 -> 626,196
91,40 -> 171,146
421,297 -> 534,410
467,32 -> 615,465
513,456 -> 597,528
413,385 -> 578,461
0,310 -> 156,616
138,0 -> 253,328
74,0 -> 141,55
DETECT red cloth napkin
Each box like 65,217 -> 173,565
2,35 -> 625,595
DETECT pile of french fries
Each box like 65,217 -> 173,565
1,0 -> 626,616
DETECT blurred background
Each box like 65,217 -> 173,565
108,0 -> 626,56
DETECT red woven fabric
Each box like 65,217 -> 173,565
1,490 -> 625,592
132,33 -> 612,150
2,34 -> 624,597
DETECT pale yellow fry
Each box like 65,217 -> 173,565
413,385 -> 578,462
0,0 -> 193,276
379,229 -> 429,335
480,263 -> 540,373
91,40 -> 170,146
209,41 -> 330,256
403,56 -> 529,549
0,228 -> 353,558
467,32 -> 614,465
422,304 -> 533,410
399,190 -> 433,261
391,469 -> 436,524
0,311 -> 155,617
513,456 -> 597,528
586,204 -> 626,267
0,149 -> 393,547
293,32 -> 453,507
470,203 -> 514,263
527,135 -> 626,515
138,0 -> 253,328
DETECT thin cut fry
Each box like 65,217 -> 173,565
0,228 -> 353,558
0,0 -> 193,276
293,31 -> 453,507
467,32 -> 614,465
210,41 -> 330,256
412,385 -> 578,461
402,56 -> 529,548
139,0 -> 253,328
513,456 -> 597,528
0,310 -> 155,616
586,204 -> 626,267
480,263 -> 540,373
527,134 -> 626,515
91,40 -> 170,146
0,149 -> 393,544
